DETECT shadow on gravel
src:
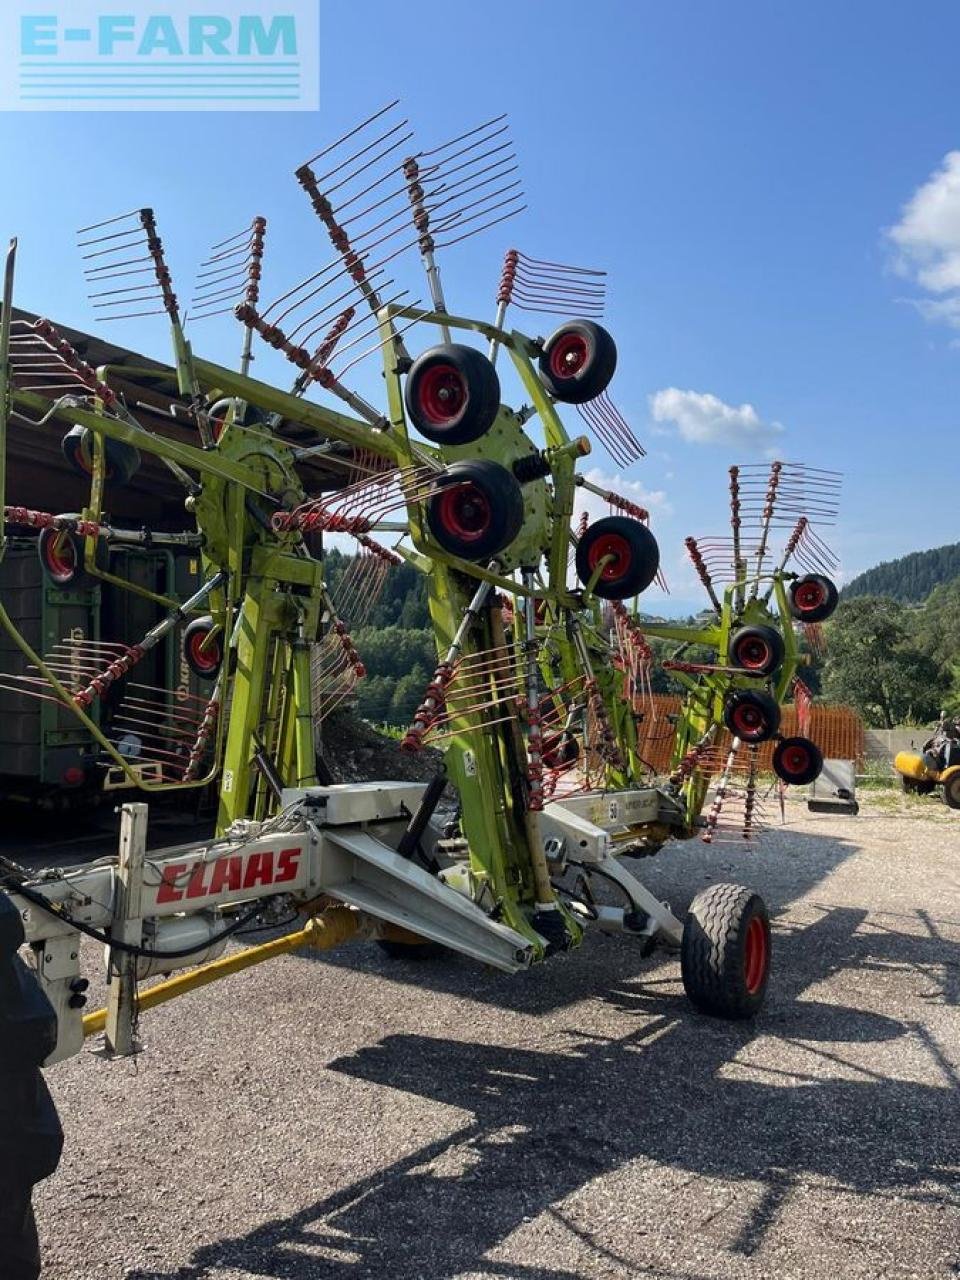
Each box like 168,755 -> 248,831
125,828 -> 960,1280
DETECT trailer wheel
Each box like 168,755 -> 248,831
681,883 -> 771,1018
943,774 -> 960,810
575,515 -> 660,600
183,617 -> 223,680
788,574 -> 839,623
772,736 -> 823,786
723,689 -> 781,743
538,320 -> 617,404
62,425 -> 141,486
426,460 -> 524,561
37,526 -> 87,588
404,344 -> 501,445
729,624 -> 784,677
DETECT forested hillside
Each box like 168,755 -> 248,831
821,577 -> 960,727
324,549 -> 431,724
322,549 -> 960,731
842,543 -> 960,603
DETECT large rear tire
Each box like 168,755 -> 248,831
681,883 -> 771,1019
943,774 -> 960,810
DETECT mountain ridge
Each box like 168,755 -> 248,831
842,542 -> 960,603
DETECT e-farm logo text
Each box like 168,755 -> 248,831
1,2 -> 319,111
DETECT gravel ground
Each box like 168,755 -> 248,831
32,790 -> 960,1280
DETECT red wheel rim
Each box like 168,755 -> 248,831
549,332 -> 590,380
436,483 -> 491,543
780,743 -> 811,777
189,629 -> 220,672
794,581 -> 827,612
744,916 -> 768,994
44,532 -> 76,583
735,635 -> 773,670
732,701 -> 768,738
416,364 -> 467,426
587,532 -> 632,581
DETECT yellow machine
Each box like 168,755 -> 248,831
894,716 -> 960,808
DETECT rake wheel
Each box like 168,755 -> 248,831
404,345 -> 501,445
37,526 -> 87,589
575,516 -> 659,600
772,735 -> 823,786
787,574 -> 839,624
729,624 -> 785,677
538,319 -> 617,404
426,461 -> 524,561
183,617 -> 223,680
61,425 -> 140,487
723,689 -> 781,743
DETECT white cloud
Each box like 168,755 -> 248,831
888,152 -> 960,328
648,387 -> 783,448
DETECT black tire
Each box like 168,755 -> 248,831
772,736 -> 824,786
723,690 -> 781,743
681,883 -> 771,1019
729,624 -> 785,677
538,320 -> 617,404
575,516 -> 660,600
183,617 -> 223,680
404,345 -> 501,445
788,574 -> 839,624
376,939 -> 445,960
426,460 -> 524,561
943,774 -> 960,810
62,425 -> 140,486
37,525 -> 87,589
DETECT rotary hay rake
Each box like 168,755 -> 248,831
0,101 -> 844,1269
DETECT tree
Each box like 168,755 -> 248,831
389,667 -> 429,726
908,577 -> 960,672
822,596 -> 946,728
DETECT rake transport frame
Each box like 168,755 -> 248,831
0,231 -> 835,1047
0,115 -> 845,1275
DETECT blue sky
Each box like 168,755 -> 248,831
2,0 -> 959,615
